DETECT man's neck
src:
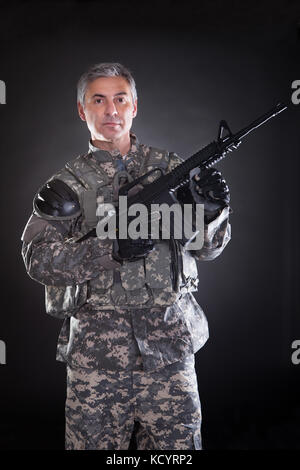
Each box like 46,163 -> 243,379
91,134 -> 131,157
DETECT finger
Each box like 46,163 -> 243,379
197,178 -> 223,193
198,172 -> 222,186
195,168 -> 215,182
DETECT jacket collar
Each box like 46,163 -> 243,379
88,133 -> 140,162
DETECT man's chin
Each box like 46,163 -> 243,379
100,129 -> 122,141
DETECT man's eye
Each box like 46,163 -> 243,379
95,98 -> 103,104
117,97 -> 125,103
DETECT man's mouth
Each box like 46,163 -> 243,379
103,122 -> 121,126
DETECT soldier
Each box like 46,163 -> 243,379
21,62 -> 231,450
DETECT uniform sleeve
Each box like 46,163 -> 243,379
167,151 -> 231,262
189,206 -> 231,261
21,213 -> 121,287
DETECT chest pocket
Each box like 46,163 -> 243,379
118,242 -> 178,307
119,258 -> 150,306
145,242 -> 178,306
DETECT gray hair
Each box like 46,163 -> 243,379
77,62 -> 137,106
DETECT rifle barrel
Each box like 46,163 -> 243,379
169,102 -> 287,186
232,102 -> 287,143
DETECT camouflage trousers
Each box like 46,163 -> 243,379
65,355 -> 202,450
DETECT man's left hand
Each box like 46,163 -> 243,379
190,167 -> 230,212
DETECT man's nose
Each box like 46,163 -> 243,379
105,100 -> 118,116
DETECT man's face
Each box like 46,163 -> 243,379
77,76 -> 137,142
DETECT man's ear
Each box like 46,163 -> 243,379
132,99 -> 138,118
77,101 -> 86,121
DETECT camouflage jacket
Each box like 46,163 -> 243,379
21,134 -> 231,371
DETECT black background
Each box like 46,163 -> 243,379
0,0 -> 299,450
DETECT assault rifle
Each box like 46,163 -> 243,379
77,103 -> 287,243
119,102 -> 287,203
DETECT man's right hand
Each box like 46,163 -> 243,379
113,215 -> 154,262
114,237 -> 154,261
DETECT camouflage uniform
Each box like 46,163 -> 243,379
21,134 -> 231,450
65,355 -> 202,450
